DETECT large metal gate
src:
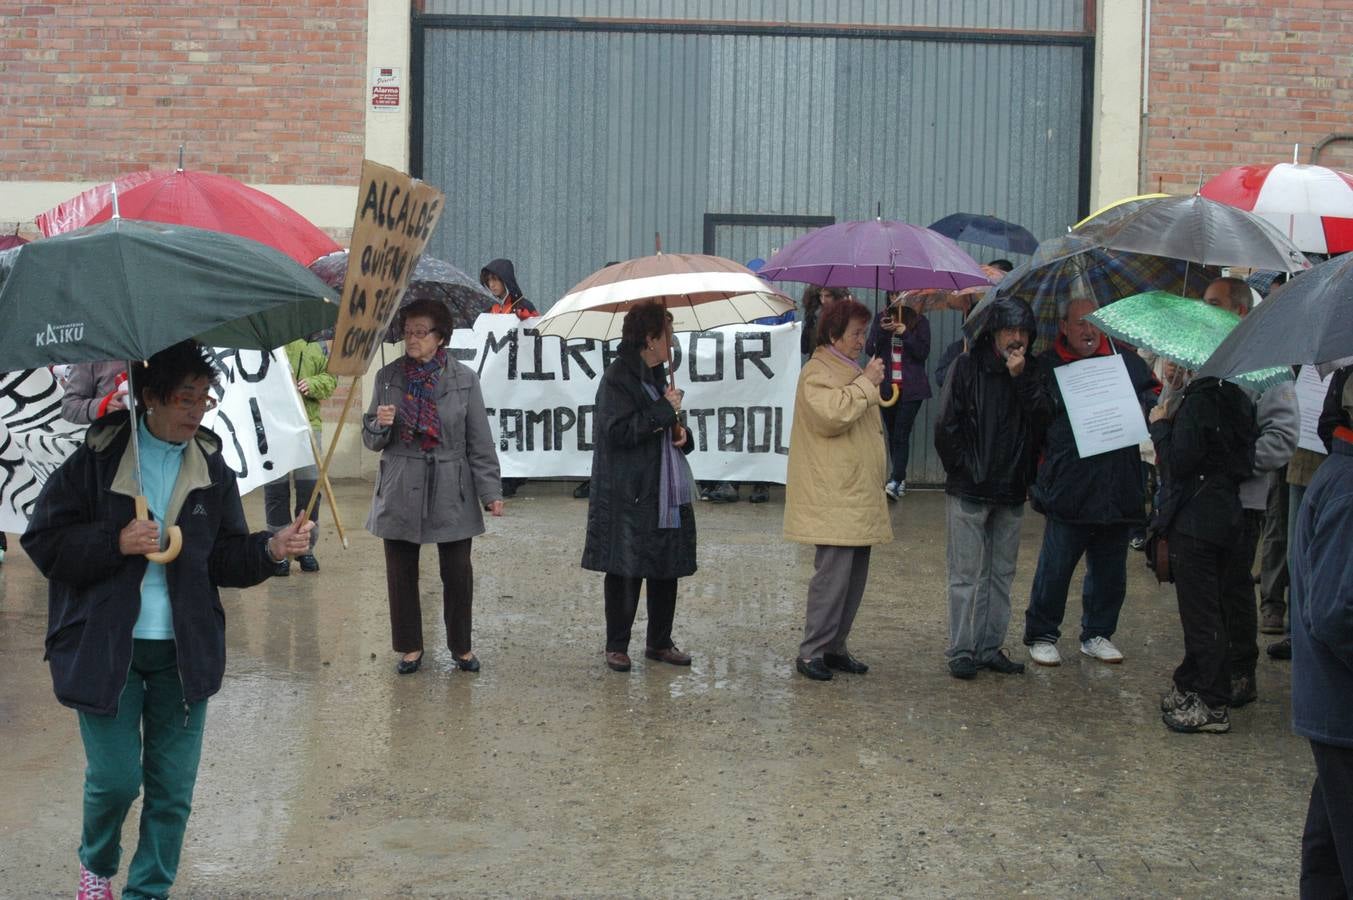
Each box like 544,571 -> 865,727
413,6 -> 1093,484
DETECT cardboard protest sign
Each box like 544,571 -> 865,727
327,160 -> 445,376
448,315 -> 801,483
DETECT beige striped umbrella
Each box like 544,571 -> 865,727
536,252 -> 795,341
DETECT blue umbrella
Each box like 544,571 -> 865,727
929,213 -> 1039,255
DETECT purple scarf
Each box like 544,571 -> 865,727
400,349 -> 447,450
642,381 -> 694,529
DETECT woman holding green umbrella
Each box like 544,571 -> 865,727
23,341 -> 314,900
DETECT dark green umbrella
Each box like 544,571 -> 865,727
0,217 -> 338,372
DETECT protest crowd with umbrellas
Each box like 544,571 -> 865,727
2,138 -> 1353,897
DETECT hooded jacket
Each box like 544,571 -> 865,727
864,308 -> 933,403
1030,334 -> 1158,525
480,258 -> 538,320
934,297 -> 1054,505
21,411 -> 276,716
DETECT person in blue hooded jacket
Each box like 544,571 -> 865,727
22,341 -> 312,900
1291,373 -> 1353,895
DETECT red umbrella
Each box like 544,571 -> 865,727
35,168 -> 341,265
0,233 -> 28,252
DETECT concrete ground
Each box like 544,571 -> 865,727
0,480 -> 1308,898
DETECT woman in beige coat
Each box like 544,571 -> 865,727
784,298 -> 893,680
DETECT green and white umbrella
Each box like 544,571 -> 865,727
1086,290 -> 1292,392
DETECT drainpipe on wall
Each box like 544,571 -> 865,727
1139,0 -> 1151,193
1311,134 -> 1353,165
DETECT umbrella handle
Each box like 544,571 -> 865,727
879,384 -> 900,408
135,495 -> 183,565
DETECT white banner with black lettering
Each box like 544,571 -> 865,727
0,349 -> 314,534
450,315 -> 801,483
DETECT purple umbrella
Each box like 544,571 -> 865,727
758,218 -> 991,293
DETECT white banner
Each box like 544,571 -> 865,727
450,315 -> 801,483
0,349 -> 314,534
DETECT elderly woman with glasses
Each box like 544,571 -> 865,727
22,340 -> 313,900
363,297 -> 504,676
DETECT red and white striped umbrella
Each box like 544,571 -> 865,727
1200,162 -> 1353,255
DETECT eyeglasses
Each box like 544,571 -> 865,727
403,327 -> 436,339
167,393 -> 218,412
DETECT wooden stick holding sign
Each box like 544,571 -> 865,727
300,160 -> 446,531
301,382 -> 360,525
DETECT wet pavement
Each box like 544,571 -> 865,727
0,481 -> 1307,897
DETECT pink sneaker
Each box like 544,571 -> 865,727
78,863 -> 115,900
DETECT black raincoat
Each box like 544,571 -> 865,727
934,297 -> 1054,505
581,348 -> 697,579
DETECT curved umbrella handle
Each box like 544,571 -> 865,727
879,384 -> 900,408
135,495 -> 183,565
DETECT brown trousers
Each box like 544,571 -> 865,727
384,538 -> 473,655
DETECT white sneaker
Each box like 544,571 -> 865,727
884,480 -> 901,501
1028,641 -> 1061,666
1080,636 -> 1124,663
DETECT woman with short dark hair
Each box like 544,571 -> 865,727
23,339 -> 312,899
784,299 -> 892,680
363,296 -> 504,676
583,299 -> 698,672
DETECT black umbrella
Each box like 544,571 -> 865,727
1199,253 -> 1353,381
309,250 -> 494,341
928,212 -> 1039,255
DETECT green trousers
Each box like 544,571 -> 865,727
77,639 -> 207,900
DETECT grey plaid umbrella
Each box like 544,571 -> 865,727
309,250 -> 495,340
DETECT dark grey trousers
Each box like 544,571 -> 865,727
799,545 -> 871,660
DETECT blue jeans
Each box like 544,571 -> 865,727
1023,517 -> 1130,645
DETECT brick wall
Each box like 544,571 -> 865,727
0,2 -> 368,183
1145,0 -> 1353,193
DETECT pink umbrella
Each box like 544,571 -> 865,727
757,218 -> 990,293
1200,162 -> 1353,255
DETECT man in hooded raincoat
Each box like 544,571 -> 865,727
935,296 -> 1053,680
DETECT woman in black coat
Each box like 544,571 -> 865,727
582,301 -> 697,672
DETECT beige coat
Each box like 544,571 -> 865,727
783,347 -> 893,547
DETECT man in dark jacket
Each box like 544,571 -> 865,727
1023,298 -> 1158,667
1292,375 -> 1353,894
935,296 -> 1053,679
1150,375 -> 1257,733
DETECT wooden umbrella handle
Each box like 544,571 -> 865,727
879,384 -> 900,408
135,495 -> 183,564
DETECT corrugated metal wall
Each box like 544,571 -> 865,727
422,0 -> 1085,31
418,19 -> 1087,483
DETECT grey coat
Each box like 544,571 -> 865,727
1237,379 -> 1299,511
60,360 -> 128,424
362,356 -> 502,544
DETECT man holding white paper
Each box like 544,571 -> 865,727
1023,298 -> 1159,667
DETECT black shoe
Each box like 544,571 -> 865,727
1129,533 -> 1147,552
1267,637 -> 1292,660
1230,672 -> 1257,708
708,482 -> 739,503
980,650 -> 1025,675
455,654 -> 480,672
748,483 -> 770,504
501,479 -> 520,498
699,483 -> 713,501
948,656 -> 978,680
273,558 -> 291,577
573,480 -> 590,499
796,657 -> 833,681
823,652 -> 869,674
297,554 -> 319,573
396,652 -> 423,675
